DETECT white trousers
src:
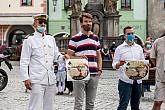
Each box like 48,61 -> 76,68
28,83 -> 56,110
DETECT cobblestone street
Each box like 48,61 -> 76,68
0,62 -> 165,110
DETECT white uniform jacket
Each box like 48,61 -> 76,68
20,31 -> 61,85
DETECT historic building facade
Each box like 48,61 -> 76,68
48,0 -> 88,36
148,0 -> 165,39
118,0 -> 147,41
0,0 -> 47,46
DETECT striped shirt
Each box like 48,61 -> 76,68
68,31 -> 101,74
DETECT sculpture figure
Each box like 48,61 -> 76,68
92,16 -> 100,36
104,0 -> 118,14
72,0 -> 82,14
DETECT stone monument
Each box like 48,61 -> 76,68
70,0 -> 81,36
70,0 -> 121,38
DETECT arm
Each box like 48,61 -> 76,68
150,39 -> 157,67
112,47 -> 125,69
150,58 -> 156,67
97,50 -> 102,74
67,37 -> 87,59
20,39 -> 32,90
67,50 -> 87,59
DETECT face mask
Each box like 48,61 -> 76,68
36,26 -> 46,33
146,44 -> 152,49
127,34 -> 135,42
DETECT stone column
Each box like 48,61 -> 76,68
70,14 -> 80,36
105,14 -> 121,37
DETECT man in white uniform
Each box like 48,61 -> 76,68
20,14 -> 64,110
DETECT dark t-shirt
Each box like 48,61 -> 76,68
110,45 -> 117,53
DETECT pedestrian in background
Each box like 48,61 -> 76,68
67,12 -> 102,110
112,26 -> 145,110
110,41 -> 117,60
150,34 -> 165,110
143,41 -> 152,92
101,45 -> 111,60
55,54 -> 66,95
20,14 -> 68,110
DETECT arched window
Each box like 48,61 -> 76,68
121,0 -> 131,10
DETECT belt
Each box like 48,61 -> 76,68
90,74 -> 99,77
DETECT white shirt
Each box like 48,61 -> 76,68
112,41 -> 145,84
20,31 -> 61,85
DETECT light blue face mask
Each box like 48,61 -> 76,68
37,26 -> 46,33
146,44 -> 152,49
127,34 -> 135,42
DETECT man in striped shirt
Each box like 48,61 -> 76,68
67,12 -> 102,110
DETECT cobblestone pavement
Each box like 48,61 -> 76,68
0,62 -> 165,110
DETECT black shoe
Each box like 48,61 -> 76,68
56,92 -> 61,95
60,92 -> 64,95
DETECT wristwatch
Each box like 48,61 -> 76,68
98,70 -> 102,73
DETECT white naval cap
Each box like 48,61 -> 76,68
32,14 -> 48,20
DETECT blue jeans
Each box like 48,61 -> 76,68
117,80 -> 142,110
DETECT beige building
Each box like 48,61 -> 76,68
0,0 -> 47,46
148,0 -> 165,39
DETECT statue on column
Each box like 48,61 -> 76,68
72,0 -> 82,14
92,16 -> 100,36
104,0 -> 118,14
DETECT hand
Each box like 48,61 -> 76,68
24,79 -> 32,90
64,54 -> 70,59
119,60 -> 125,66
98,70 -> 102,76
116,60 -> 125,69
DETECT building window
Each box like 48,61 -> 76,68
164,0 -> 165,8
21,0 -> 32,6
121,0 -> 131,10
64,0 -> 73,9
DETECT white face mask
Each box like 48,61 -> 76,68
36,26 -> 46,33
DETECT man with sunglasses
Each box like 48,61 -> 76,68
112,26 -> 145,110
20,14 -> 65,110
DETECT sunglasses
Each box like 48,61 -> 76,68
38,21 -> 47,24
127,33 -> 134,35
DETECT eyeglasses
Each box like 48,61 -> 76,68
127,33 -> 134,35
38,21 -> 47,24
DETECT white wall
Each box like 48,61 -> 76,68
0,0 -> 45,13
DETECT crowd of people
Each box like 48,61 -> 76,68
19,13 -> 165,110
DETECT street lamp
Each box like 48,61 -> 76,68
52,0 -> 58,12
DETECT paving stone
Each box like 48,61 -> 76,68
0,62 -> 165,110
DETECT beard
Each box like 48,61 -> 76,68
82,25 -> 92,32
